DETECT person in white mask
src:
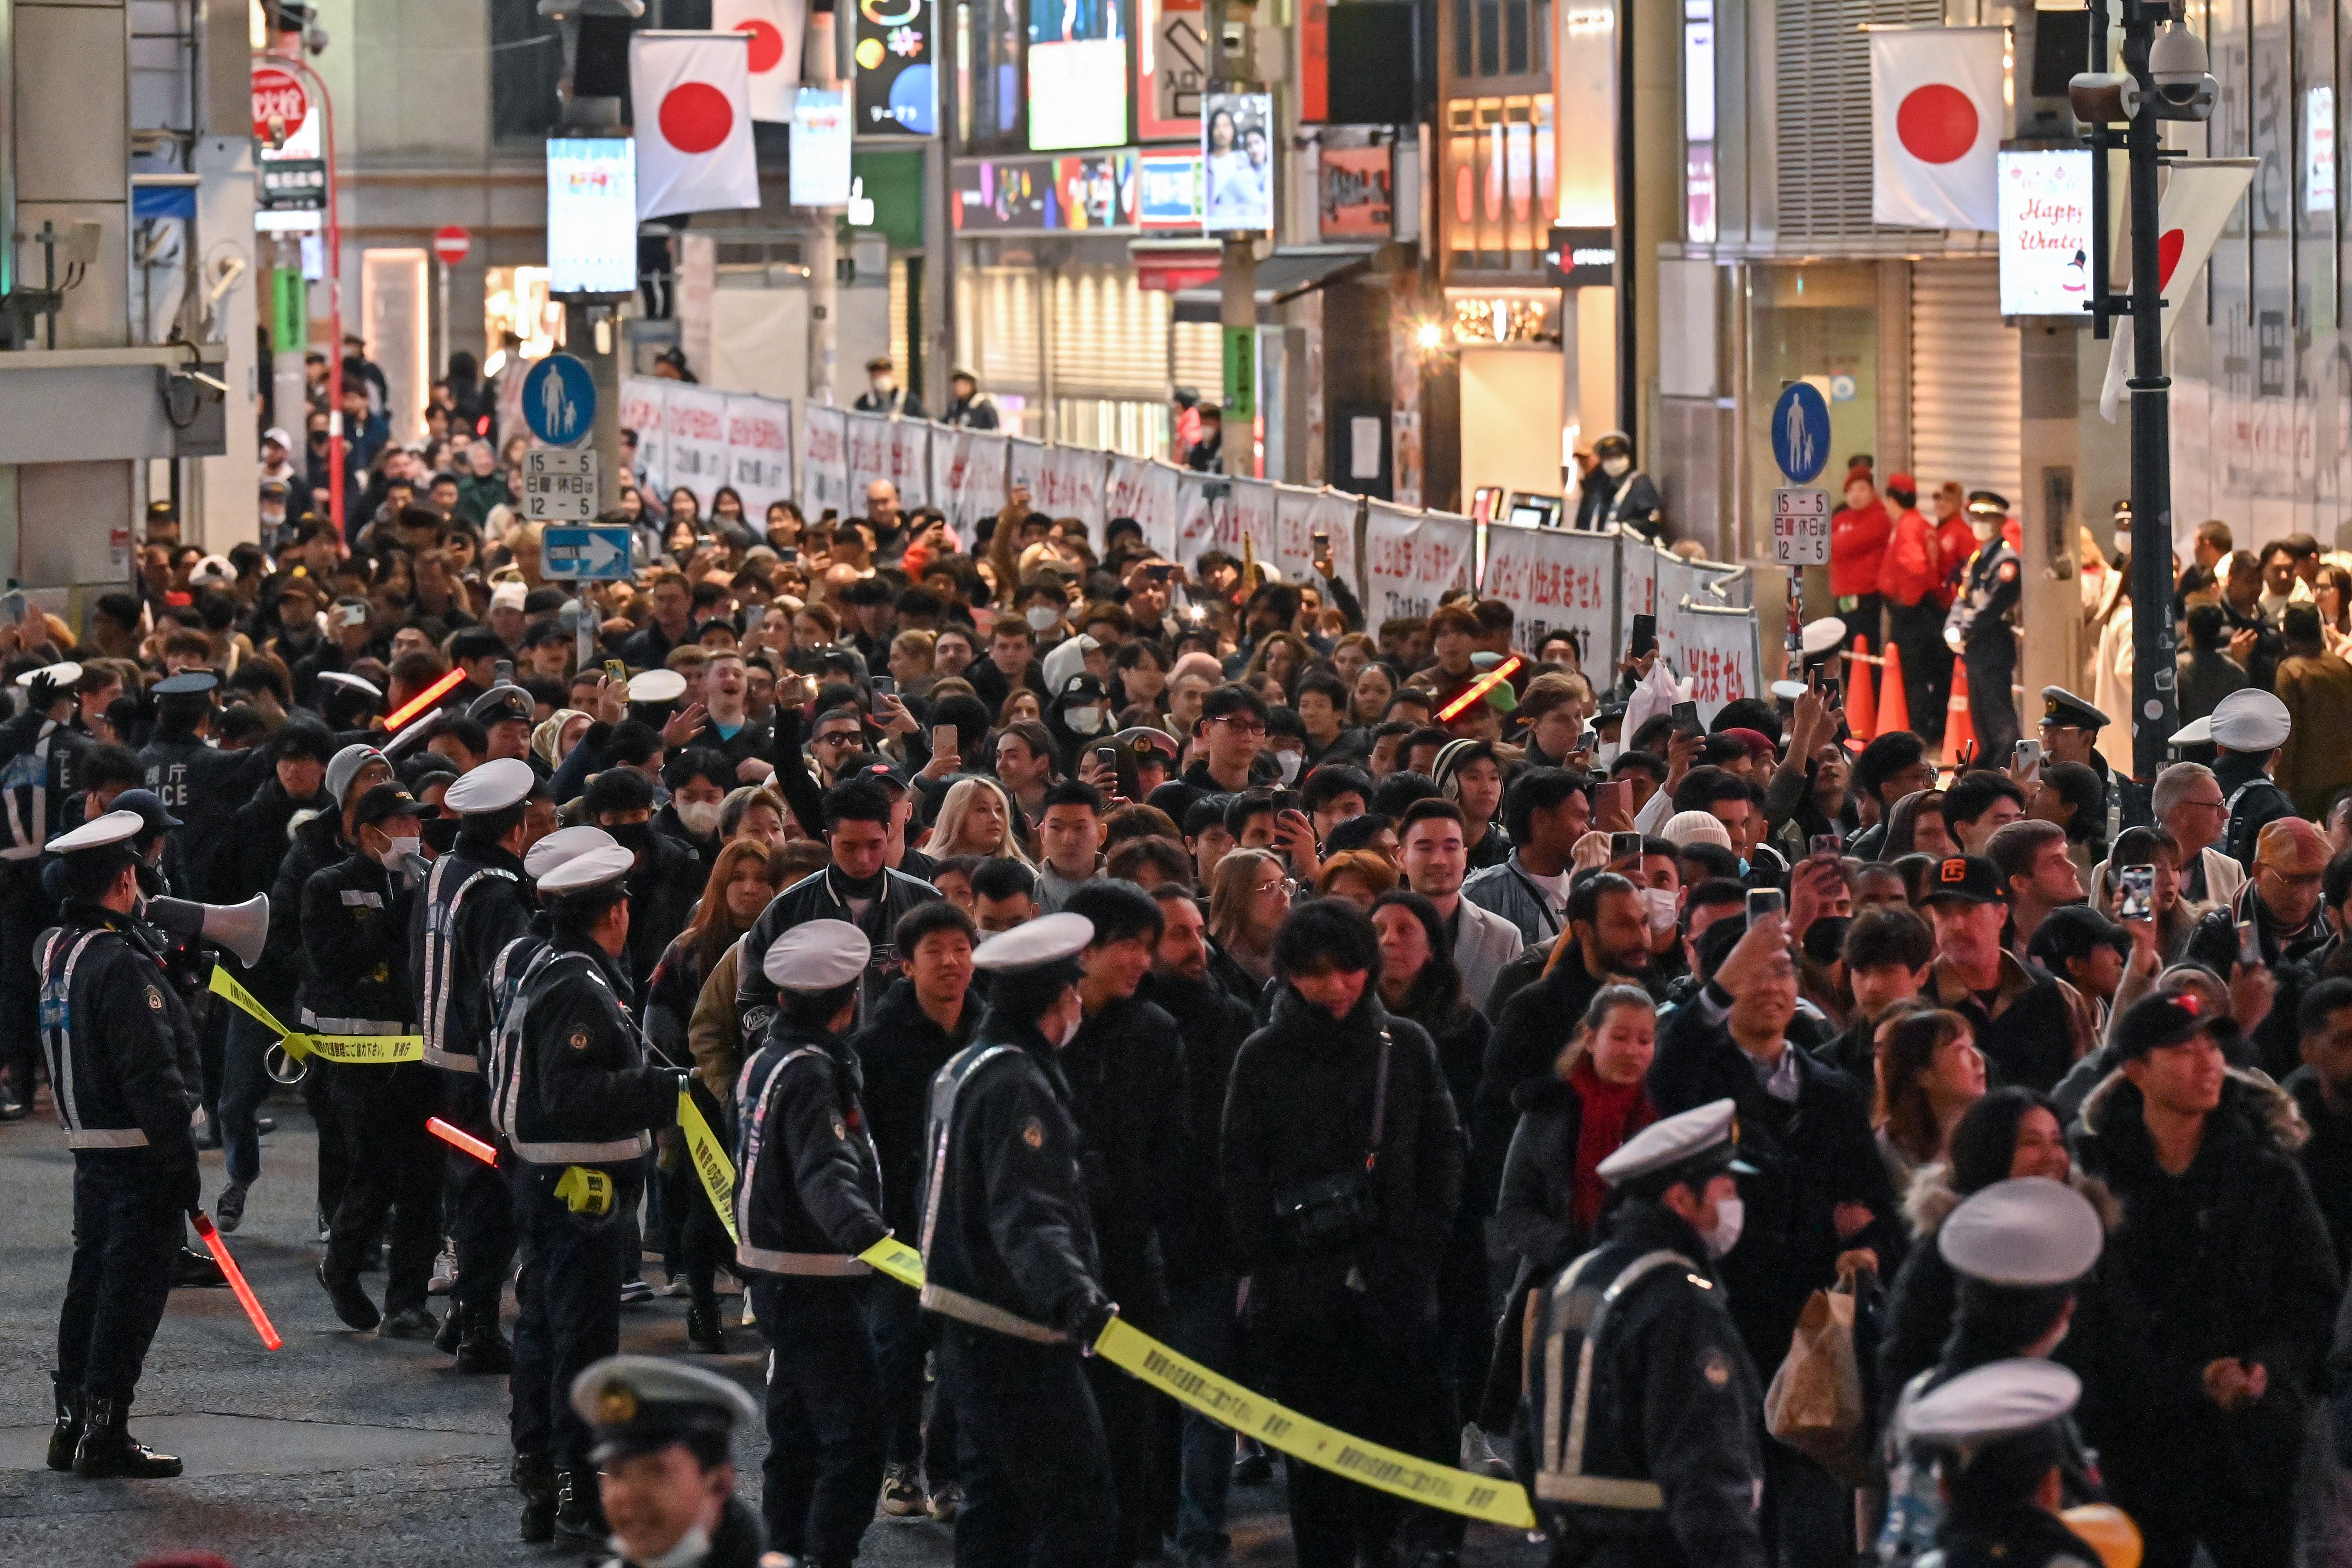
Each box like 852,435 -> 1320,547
1573,430 -> 1663,536
851,354 -> 927,420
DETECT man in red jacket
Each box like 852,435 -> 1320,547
1830,462 -> 1890,653
1929,481 -> 1977,608
1877,473 -> 1951,741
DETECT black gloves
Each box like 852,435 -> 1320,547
1071,1293 -> 1118,1346
167,1150 -> 202,1217
25,673 -> 62,715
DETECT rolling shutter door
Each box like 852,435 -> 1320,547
1910,259 -> 2020,505
1048,265 -> 1170,402
1172,321 -> 1223,398
959,267 -> 1044,397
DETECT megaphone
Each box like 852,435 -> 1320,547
147,894 -> 270,968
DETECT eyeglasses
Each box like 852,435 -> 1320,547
1212,716 -> 1267,737
814,732 -> 863,747
1253,878 -> 1297,899
2182,797 -> 2227,812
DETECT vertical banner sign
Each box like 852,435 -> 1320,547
1364,504 -> 1475,621
662,385 -> 731,498
1007,436 -> 1048,500
1298,0 -> 1329,122
1272,485 -> 1355,587
1480,521 -> 1616,671
1138,0 -> 1206,142
801,406 -> 851,516
855,0 -> 936,135
844,411 -> 892,505
1222,325 -> 1258,419
723,394 -> 795,521
620,378 -> 670,496
932,425 -> 1010,531
1037,447 -> 1108,536
883,418 -> 931,509
1669,602 -> 1761,720
1175,470 -> 1222,565
1226,476 -> 1277,558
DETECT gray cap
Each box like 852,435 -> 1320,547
326,744 -> 388,810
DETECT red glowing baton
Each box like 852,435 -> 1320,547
428,1116 -> 498,1165
385,666 -> 468,731
191,1211 -> 282,1351
1438,655 -> 1524,723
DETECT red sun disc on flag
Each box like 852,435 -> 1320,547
659,82 -> 735,154
2157,228 -> 2186,289
734,19 -> 786,72
1896,84 -> 1978,164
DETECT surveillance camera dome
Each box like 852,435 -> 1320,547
2147,21 -> 2208,88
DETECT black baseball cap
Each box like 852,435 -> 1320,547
352,784 -> 432,830
1920,855 -> 2005,906
2110,991 -> 2221,1062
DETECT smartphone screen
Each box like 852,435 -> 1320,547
1311,530 -> 1330,553
2238,919 -> 2261,967
934,724 -> 957,756
1671,700 -> 1702,737
604,659 -> 628,687
1629,613 -> 1657,659
2118,864 -> 2154,921
745,604 -> 765,630
1747,887 -> 1786,920
494,659 -> 515,686
780,546 -> 799,564
1609,831 -> 1643,864
869,676 -> 896,698
1095,746 -> 1117,766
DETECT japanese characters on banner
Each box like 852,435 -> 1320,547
1175,470 -> 1221,565
1226,478 -> 1277,561
1036,446 -> 1108,533
843,412 -> 892,507
620,378 -> 669,497
801,406 -> 850,518
1363,503 -> 1474,623
1668,601 -> 1762,721
1480,521 -> 1615,672
1007,437 -> 1047,500
1110,457 -> 1185,561
932,427 -> 1008,532
722,394 -> 794,521
883,419 -> 930,510
661,385 -> 730,501
1273,485 -> 1358,593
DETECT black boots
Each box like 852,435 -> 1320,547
685,1300 -> 727,1354
552,1466 -> 606,1544
73,1396 -> 183,1479
46,1378 -> 82,1471
455,1322 -> 513,1375
514,1452 -> 556,1542
317,1262 -> 382,1332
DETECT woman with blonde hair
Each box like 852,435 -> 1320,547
1206,846 -> 1290,1008
926,775 -> 1033,866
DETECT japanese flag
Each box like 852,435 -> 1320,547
713,0 -> 804,122
631,32 -> 762,220
1871,27 -> 2004,231
2099,159 -> 2257,421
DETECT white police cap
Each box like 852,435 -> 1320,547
1901,1358 -> 2081,1449
1936,1177 -> 2103,1287
15,659 -> 80,689
535,842 -> 634,897
1800,617 -> 1849,657
318,670 -> 383,699
971,911 -> 1095,972
441,756 -> 536,815
571,1353 -> 756,1463
1595,1098 -> 1752,1188
2167,714 -> 2212,747
524,825 -> 617,880
48,809 -> 144,855
762,920 -> 872,991
2209,688 -> 2291,752
628,668 -> 688,705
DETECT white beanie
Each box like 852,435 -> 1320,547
1663,810 -> 1734,850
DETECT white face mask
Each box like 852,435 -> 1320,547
870,376 -> 895,397
1704,1196 -> 1745,1259
1274,749 -> 1303,783
1026,605 -> 1061,632
377,835 -> 421,868
1601,455 -> 1632,478
1642,885 -> 1678,933
1064,706 -> 1105,735
676,800 -> 724,837
1970,518 -> 2000,541
1055,1001 -> 1083,1048
631,1523 -> 712,1568
1596,738 -> 1621,767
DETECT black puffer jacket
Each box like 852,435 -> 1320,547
1061,992 -> 1186,1325
848,976 -> 976,1239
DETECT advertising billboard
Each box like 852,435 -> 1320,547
1028,0 -> 1129,150
546,137 -> 638,294
952,151 -> 1138,232
855,0 -> 935,135
1137,149 -> 1205,228
1137,0 -> 1204,141
789,87 -> 853,205
1317,140 -> 1392,239
1202,91 -> 1273,232
1995,148 -> 2093,317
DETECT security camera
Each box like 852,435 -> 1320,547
2145,21 -> 2217,118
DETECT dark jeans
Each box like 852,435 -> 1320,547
217,1009 -> 276,1190
752,1274 -> 887,1563
0,858 -> 47,1101
1961,639 -> 2019,764
1761,1437 -> 1849,1568
509,1163 -> 639,1471
1837,590 -> 1886,653
58,1149 -> 183,1404
324,1062 -> 440,1313
1259,1299 -> 1447,1568
442,1074 -> 518,1334
1884,598 -> 1954,740
1160,1274 -> 1238,1560
869,1267 -> 933,1471
942,1322 -> 1117,1568
1085,1355 -> 1159,1568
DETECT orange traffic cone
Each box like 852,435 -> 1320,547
1940,661 -> 1976,767
1844,637 -> 1876,740
1876,642 -> 1910,737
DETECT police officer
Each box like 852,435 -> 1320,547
1944,492 -> 2022,763
305,783 -> 439,1340
2037,689 -> 2118,829
1900,1361 -> 2106,1568
1518,1099 -> 1767,1568
921,912 -> 1119,1568
1,662 -> 92,1115
136,669 -> 256,900
737,921 -> 891,1562
497,841 -> 685,1545
411,754 -> 536,1373
39,810 -> 203,1479
569,1355 -> 782,1568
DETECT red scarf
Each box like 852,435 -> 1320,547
1570,1056 -> 1656,1234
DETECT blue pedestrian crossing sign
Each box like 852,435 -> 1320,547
1770,382 -> 1831,485
543,525 -> 633,581
522,354 -> 597,447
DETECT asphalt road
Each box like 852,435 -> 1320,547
0,1093 -> 1548,1568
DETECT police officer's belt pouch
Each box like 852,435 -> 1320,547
1273,1030 -> 1391,1250
556,1165 -> 614,1216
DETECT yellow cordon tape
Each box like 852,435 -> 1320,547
206,966 -> 423,1063
849,1240 -> 1538,1529
676,1088 -> 742,1245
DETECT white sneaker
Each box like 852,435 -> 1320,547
741,1295 -> 758,1327
619,1278 -> 657,1305
663,1274 -> 693,1298
427,1247 -> 458,1296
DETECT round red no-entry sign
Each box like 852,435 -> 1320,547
432,226 -> 471,265
250,64 -> 309,144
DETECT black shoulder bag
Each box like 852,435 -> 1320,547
1273,1029 -> 1393,1251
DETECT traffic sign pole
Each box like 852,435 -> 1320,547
430,229 -> 469,403
1768,382 -> 1833,673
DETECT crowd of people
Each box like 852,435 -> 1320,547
26,391 -> 2352,1568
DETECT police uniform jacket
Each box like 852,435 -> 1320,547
919,1019 -> 1110,1339
138,730 -> 267,899
39,901 -> 203,1156
297,847 -> 419,1033
412,839 -> 533,1076
1515,1198 -> 1767,1568
734,1020 -> 889,1276
0,705 -> 89,860
499,934 -> 678,1171
734,864 -> 941,1042
596,1496 -> 773,1568
1944,543 -> 2021,650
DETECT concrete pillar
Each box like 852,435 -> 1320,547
2018,319 -> 2086,710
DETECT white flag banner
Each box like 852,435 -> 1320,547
884,418 -> 930,510
1667,601 -> 1763,724
1480,520 -> 1617,671
2099,158 -> 2258,421
1111,459 -> 1185,561
662,384 -> 731,501
631,32 -> 762,219
1620,531 -> 1658,621
1227,478 -> 1277,562
710,0 -> 803,122
801,406 -> 851,517
1364,503 -> 1475,623
620,378 -> 670,497
844,411 -> 891,508
931,426 -> 1008,531
1175,471 -> 1222,566
1870,27 -> 2003,230
1273,485 -> 1356,590
1007,437 -> 1048,502
1036,446 -> 1107,535
722,393 -> 793,523
1655,548 -> 1748,696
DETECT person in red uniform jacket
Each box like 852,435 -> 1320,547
1876,473 -> 1952,742
1929,482 -> 1977,608
1830,462 -> 1892,653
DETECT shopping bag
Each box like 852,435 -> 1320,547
1764,1272 -> 1873,1486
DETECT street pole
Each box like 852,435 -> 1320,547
806,0 -> 841,408
2122,72 -> 2175,786
436,258 -> 450,387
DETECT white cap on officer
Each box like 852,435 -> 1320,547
49,810 -> 144,855
1800,617 -> 1848,657
2168,714 -> 2213,747
1901,1358 -> 2080,1452
1595,1098 -> 1753,1188
972,911 -> 1094,971
571,1353 -> 756,1464
442,756 -> 536,814
16,659 -> 80,689
318,670 -> 383,700
627,668 -> 687,705
762,921 -> 872,990
524,825 -> 617,879
535,842 -> 633,897
2210,688 -> 2291,752
1937,1177 -> 2104,1287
